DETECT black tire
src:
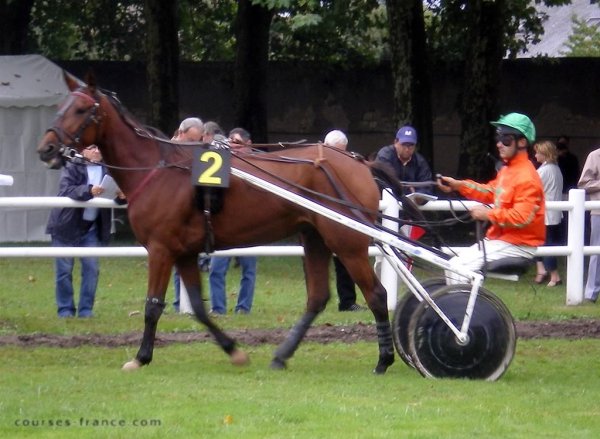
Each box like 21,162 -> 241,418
407,285 -> 516,381
392,277 -> 447,368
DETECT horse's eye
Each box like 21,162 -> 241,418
75,107 -> 88,115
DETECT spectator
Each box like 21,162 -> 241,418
202,121 -> 226,145
556,135 -> 581,246
533,141 -> 563,287
437,113 -> 545,283
557,135 -> 580,198
228,127 -> 253,152
323,129 -> 366,312
578,145 -> 600,302
172,117 -> 204,143
171,117 -> 204,312
375,125 -> 430,256
46,145 -> 125,318
375,125 -> 433,196
209,127 -> 257,314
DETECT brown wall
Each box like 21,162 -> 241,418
59,58 -> 600,175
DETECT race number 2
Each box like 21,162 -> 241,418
192,148 -> 231,188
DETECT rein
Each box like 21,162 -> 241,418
53,87 -> 470,243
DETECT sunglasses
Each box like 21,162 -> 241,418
495,134 -> 516,147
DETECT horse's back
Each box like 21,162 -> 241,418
211,145 -> 379,249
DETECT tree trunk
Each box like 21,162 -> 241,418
457,0 -> 505,180
385,0 -> 433,164
232,0 -> 274,143
143,0 -> 179,135
0,0 -> 34,54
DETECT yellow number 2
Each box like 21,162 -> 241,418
197,151 -> 223,185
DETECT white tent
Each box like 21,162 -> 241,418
0,55 -> 69,242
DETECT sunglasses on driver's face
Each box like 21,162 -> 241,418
495,134 -> 516,147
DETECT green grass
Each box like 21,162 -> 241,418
1,256 -> 600,438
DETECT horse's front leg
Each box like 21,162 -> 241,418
271,230 -> 330,370
177,255 -> 248,366
122,247 -> 172,370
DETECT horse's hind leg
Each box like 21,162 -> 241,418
271,229 -> 330,370
339,254 -> 395,374
177,255 -> 248,366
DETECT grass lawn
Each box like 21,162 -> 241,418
1,256 -> 600,438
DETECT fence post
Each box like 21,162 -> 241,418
380,189 -> 399,310
179,282 -> 193,314
566,189 -> 585,305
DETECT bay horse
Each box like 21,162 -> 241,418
37,73 -> 402,374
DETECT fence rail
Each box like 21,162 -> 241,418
0,189 -> 596,306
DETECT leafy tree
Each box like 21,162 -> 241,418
425,0 -> 571,178
562,14 -> 600,56
178,0 -> 237,61
28,0 -> 145,60
233,0 -> 275,143
0,0 -> 35,55
386,0 -> 434,164
144,0 -> 179,135
269,0 -> 387,65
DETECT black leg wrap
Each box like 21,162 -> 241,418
374,321 -> 395,374
136,298 -> 166,365
271,312 -> 317,369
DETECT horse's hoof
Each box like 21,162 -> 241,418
373,365 -> 388,375
373,355 -> 394,375
230,349 -> 250,366
122,359 -> 142,371
270,357 -> 287,370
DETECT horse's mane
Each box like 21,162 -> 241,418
99,89 -> 194,161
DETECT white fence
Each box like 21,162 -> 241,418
0,189 -> 596,307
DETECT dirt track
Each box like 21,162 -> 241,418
2,319 -> 600,348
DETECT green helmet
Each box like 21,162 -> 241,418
490,113 -> 536,145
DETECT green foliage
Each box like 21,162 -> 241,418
562,14 -> 600,57
28,0 -> 145,60
425,0 -> 573,63
269,0 -> 388,65
26,0 -> 386,64
177,0 -> 237,61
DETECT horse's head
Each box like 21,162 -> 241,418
37,71 -> 104,169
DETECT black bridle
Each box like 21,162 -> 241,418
45,89 -> 102,163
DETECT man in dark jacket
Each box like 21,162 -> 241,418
375,125 -> 433,196
46,145 -> 123,317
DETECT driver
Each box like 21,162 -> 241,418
436,113 -> 546,283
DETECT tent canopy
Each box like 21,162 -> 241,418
0,55 -> 70,242
0,54 -> 68,107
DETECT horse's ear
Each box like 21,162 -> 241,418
85,69 -> 97,93
63,71 -> 79,92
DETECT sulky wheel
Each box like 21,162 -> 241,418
392,277 -> 447,368
407,285 -> 516,381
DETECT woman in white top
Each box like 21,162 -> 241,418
533,140 -> 564,287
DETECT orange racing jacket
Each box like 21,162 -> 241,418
457,152 -> 545,247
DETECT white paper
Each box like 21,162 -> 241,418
98,174 -> 120,199
0,174 -> 14,186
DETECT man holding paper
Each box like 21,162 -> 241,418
46,145 -> 125,318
